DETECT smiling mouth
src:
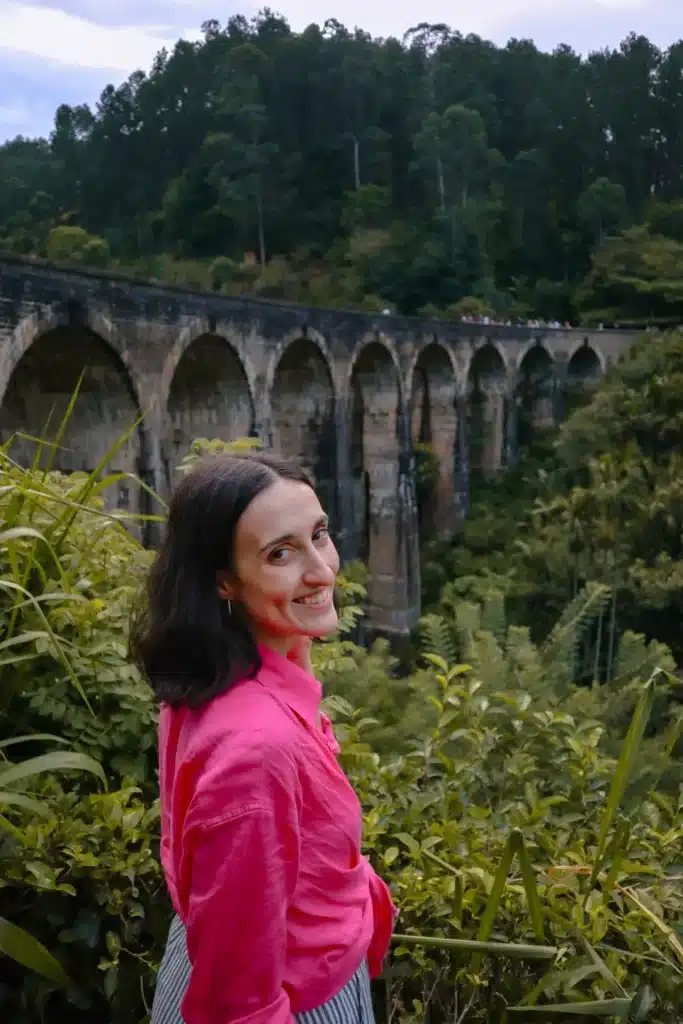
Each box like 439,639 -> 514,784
293,589 -> 331,607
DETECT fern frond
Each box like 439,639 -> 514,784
419,613 -> 458,665
468,629 -> 506,691
479,590 -> 507,646
542,581 -> 612,688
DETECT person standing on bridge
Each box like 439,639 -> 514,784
130,451 -> 396,1024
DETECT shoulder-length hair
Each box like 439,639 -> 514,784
129,451 -> 314,709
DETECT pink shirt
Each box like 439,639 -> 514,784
158,644 -> 397,1024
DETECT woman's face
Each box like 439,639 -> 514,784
221,477 -> 340,654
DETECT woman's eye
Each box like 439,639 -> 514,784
269,547 -> 288,563
314,527 -> 329,542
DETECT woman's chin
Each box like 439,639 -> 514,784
293,609 -> 339,638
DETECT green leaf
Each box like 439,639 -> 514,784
588,671 -> 655,889
391,933 -> 556,960
0,750 -> 106,789
0,916 -> 70,986
507,998 -> 632,1015
511,828 -> 545,942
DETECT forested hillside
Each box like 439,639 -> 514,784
3,13 -> 683,323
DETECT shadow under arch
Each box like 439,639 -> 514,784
165,333 -> 254,487
516,343 -> 557,449
0,320 -> 149,535
564,342 -> 604,418
409,341 -> 458,537
348,339 -> 419,632
466,343 -> 507,474
269,336 -> 338,526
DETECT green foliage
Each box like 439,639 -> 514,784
0,454 -> 157,786
0,445 -> 164,1019
46,226 -> 110,267
577,226 -> 683,326
413,443 -> 440,519
1,423 -> 682,1022
419,326 -> 683,719
5,18 -> 683,320
337,654 -> 682,1021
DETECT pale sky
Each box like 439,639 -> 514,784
1,0 -> 682,141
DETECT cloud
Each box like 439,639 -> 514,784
0,1 -> 202,72
1,0 -> 683,141
14,0 -> 214,30
246,0 -> 669,46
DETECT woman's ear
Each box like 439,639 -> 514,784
216,571 -> 234,602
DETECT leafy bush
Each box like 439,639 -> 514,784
0,456 -> 157,788
336,659 -> 683,1021
1,437 -> 681,1023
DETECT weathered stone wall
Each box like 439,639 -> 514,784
0,254 -> 639,634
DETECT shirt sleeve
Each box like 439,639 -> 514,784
362,857 -> 398,979
180,746 -> 301,1024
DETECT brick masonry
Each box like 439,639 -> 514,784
0,254 -> 639,634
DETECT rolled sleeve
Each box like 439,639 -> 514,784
363,858 -> 398,978
180,747 -> 301,1024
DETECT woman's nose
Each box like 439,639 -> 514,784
303,546 -> 337,582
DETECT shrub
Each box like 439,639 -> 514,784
340,661 -> 683,1021
1,438 -> 681,1023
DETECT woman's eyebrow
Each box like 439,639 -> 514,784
258,516 -> 329,554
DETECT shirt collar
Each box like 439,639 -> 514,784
256,643 -> 322,728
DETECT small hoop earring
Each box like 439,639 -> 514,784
227,599 -> 232,616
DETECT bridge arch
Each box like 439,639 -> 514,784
160,318 -> 257,419
347,336 -> 417,629
466,342 -> 508,474
264,327 -> 338,407
408,340 -> 459,536
0,305 -> 143,409
564,340 -> 604,416
164,327 -> 255,479
346,333 -> 404,406
568,337 -> 606,374
267,333 -> 337,522
516,342 -> 557,445
0,306 -> 147,523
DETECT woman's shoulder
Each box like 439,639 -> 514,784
165,670 -> 300,777
163,677 -> 303,831
198,668 -> 299,742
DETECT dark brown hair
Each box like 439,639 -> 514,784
129,451 -> 314,708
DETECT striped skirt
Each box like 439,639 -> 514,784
151,915 -> 376,1024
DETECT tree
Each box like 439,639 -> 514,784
413,104 -> 497,211
3,18 -> 683,316
46,225 -> 110,266
577,224 -> 683,326
577,177 -> 627,244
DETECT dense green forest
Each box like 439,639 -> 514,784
2,11 -> 683,1022
4,13 -> 683,323
2,340 -> 683,1019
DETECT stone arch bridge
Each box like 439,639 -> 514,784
0,255 -> 637,633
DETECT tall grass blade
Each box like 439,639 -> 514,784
0,579 -> 92,711
0,750 -> 106,789
39,374 -> 84,477
511,828 -> 545,942
471,831 -> 516,973
0,734 -> 69,752
0,915 -> 70,986
390,933 -> 556,960
601,819 -> 631,904
507,998 -> 632,1016
51,413 -> 146,550
622,887 -> 683,968
0,792 -> 54,817
576,933 -> 627,997
588,671 -> 655,892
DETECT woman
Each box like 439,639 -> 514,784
130,452 -> 396,1024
